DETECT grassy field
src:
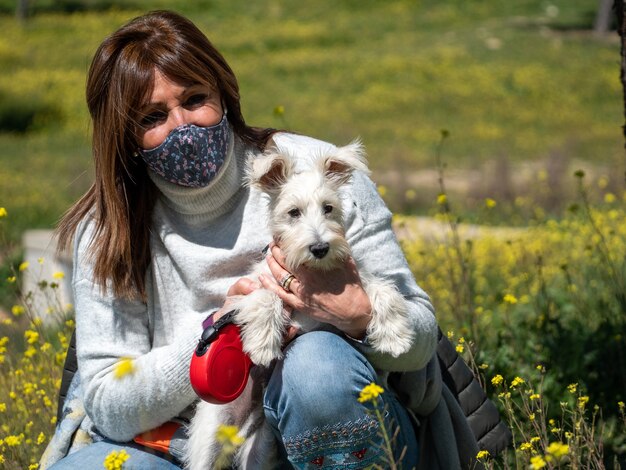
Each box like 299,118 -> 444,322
0,0 -> 623,240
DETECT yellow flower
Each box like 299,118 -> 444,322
215,424 -> 245,446
503,294 -> 518,304
273,105 -> 285,116
567,383 -> 578,394
28,464 -> 38,470
38,257 -> 44,264
24,346 -> 37,358
530,455 -> 547,469
52,271 -> 65,279
0,455 -> 4,464
491,375 -> 504,386
510,376 -> 525,388
529,413 -> 535,421
114,358 -> 136,379
476,450 -> 490,460
11,305 -> 25,316
0,207 -> 7,217
358,382 -> 385,403
485,198 -> 496,208
530,394 -> 541,400
0,403 -> 6,412
455,344 -> 464,353
25,330 -> 40,344
578,396 -> 589,409
19,261 -> 29,271
551,427 -> 561,433
530,436 -> 540,444
37,432 -> 46,445
518,442 -> 532,452
546,441 -> 569,459
618,401 -> 624,411
478,363 -> 488,370
103,449 -> 130,470
7,275 -> 15,283
605,193 -> 616,203
377,185 -> 387,197
5,434 -> 23,446
437,193 -> 447,205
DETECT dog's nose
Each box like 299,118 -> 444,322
309,242 -> 330,259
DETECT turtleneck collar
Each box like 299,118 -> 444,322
148,130 -> 248,220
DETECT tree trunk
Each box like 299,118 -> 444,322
616,1 -> 626,148
596,0 -> 614,33
16,0 -> 29,21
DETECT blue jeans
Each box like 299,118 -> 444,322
50,331 -> 418,469
264,331 -> 419,469
48,440 -> 181,469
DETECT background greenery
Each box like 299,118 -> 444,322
0,0 -> 622,241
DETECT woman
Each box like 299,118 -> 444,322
41,10 -> 479,470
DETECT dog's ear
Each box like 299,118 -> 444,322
320,139 -> 370,187
246,150 -> 293,193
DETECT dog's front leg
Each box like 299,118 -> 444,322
233,289 -> 288,367
361,274 -> 415,357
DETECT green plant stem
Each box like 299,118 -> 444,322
373,399 -> 398,470
434,132 -> 478,342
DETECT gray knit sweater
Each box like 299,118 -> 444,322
42,132 -> 441,466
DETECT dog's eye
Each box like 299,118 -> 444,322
323,204 -> 333,214
288,208 -> 301,218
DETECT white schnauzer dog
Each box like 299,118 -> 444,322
185,141 -> 415,469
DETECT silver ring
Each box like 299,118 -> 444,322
280,273 -> 296,292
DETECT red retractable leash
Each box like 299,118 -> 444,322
189,310 -> 252,404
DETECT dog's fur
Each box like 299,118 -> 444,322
185,141 -> 415,469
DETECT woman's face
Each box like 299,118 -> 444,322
136,70 -> 223,150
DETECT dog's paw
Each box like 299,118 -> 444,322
246,345 -> 283,368
368,322 -> 414,358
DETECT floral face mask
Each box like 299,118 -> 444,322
138,114 -> 230,188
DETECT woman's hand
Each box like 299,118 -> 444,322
213,277 -> 299,342
259,243 -> 372,340
211,277 -> 260,322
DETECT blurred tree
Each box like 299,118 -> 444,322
616,0 -> 626,150
16,0 -> 29,20
595,0 -> 614,33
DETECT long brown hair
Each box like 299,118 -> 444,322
56,10 -> 277,300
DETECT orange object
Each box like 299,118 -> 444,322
134,421 -> 181,454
